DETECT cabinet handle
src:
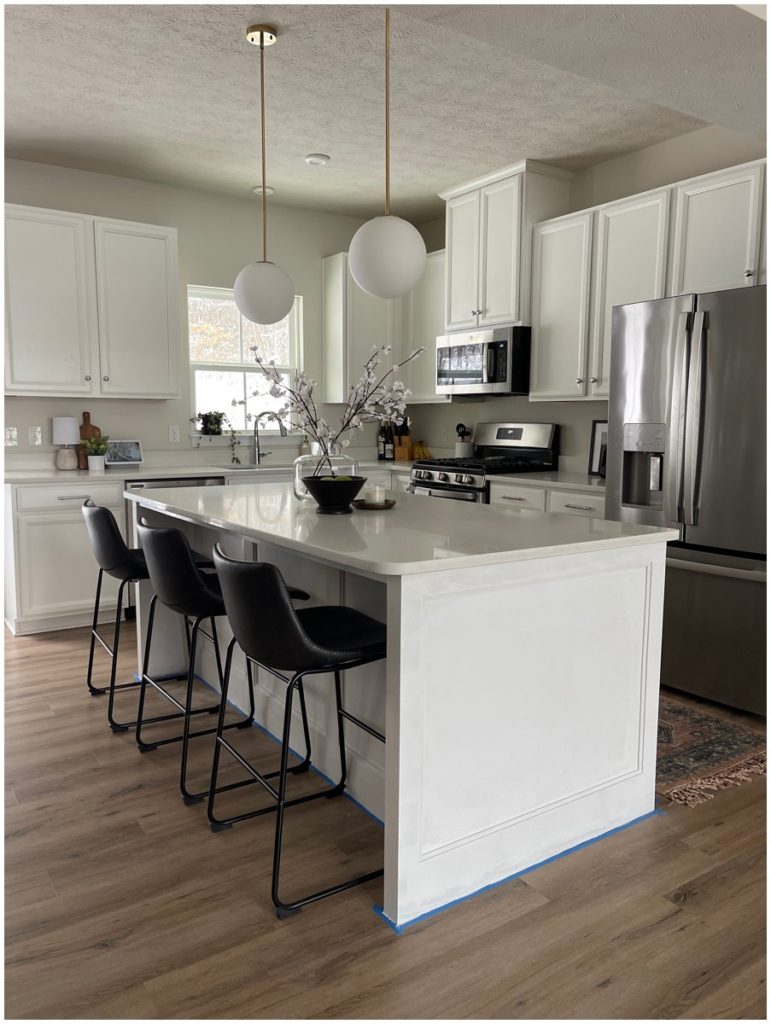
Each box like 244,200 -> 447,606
84,375 -> 91,381
58,495 -> 91,501
103,375 -> 110,382
500,494 -> 527,502
590,377 -> 598,384
564,503 -> 594,511
745,270 -> 754,278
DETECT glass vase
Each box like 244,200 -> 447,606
293,444 -> 359,501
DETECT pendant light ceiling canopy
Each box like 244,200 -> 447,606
348,8 -> 426,300
234,24 -> 294,326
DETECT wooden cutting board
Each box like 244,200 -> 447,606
78,412 -> 101,469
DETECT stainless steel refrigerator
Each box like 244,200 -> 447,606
605,285 -> 766,714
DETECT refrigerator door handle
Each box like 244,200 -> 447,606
683,310 -> 706,526
664,311 -> 691,525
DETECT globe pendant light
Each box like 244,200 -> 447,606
348,8 -> 426,300
234,25 -> 294,325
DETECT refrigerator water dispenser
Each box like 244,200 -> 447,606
621,423 -> 666,509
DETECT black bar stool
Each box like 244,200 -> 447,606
210,544 -> 387,919
82,500 -> 215,732
136,522 -> 310,805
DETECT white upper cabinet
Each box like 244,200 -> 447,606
5,207 -> 98,396
530,211 -> 594,401
478,176 -> 522,327
4,204 -> 180,399
403,250 -> 449,403
321,252 -> 402,404
441,161 -> 572,333
94,219 -> 179,397
589,189 -> 670,398
444,191 -> 481,330
668,162 -> 764,295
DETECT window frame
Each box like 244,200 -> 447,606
187,284 -> 304,437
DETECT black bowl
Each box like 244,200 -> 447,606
301,475 -> 367,515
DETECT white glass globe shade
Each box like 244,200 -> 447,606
348,216 -> 427,299
234,261 -> 294,325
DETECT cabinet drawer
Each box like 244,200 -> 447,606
17,481 -> 124,512
489,483 -> 546,512
547,489 -> 605,518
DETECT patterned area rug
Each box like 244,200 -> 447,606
657,693 -> 766,806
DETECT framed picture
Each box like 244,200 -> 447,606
105,439 -> 143,466
588,420 -> 608,477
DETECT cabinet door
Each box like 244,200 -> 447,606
529,212 -> 593,401
346,266 -> 401,393
16,512 -> 121,620
5,206 -> 98,396
478,175 -> 522,326
404,250 -> 448,403
445,191 -> 480,330
94,219 -> 179,397
590,190 -> 670,398
669,163 -> 764,295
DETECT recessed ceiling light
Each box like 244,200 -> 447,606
304,153 -> 330,166
251,185 -> 275,196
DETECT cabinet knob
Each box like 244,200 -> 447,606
590,377 -> 598,384
103,375 -> 110,382
576,378 -> 584,385
84,375 -> 91,381
745,270 -> 754,278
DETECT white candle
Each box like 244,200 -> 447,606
364,484 -> 386,504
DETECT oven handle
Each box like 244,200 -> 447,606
411,485 -> 481,502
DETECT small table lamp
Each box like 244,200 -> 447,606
52,417 -> 80,470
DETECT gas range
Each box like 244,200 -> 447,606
409,423 -> 559,503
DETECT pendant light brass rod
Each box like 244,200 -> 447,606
259,36 -> 268,263
384,7 -> 391,217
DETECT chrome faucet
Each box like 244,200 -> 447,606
252,410 -> 287,466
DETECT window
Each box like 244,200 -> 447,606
188,285 -> 302,431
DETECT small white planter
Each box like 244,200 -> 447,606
87,455 -> 106,473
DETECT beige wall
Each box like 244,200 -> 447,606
4,159 -> 368,454
569,125 -> 765,211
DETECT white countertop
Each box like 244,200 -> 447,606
486,470 -> 605,491
127,481 -> 673,577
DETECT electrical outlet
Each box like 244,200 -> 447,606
4,427 -> 18,447
28,425 -> 43,446
439,424 -> 449,445
168,425 -> 180,444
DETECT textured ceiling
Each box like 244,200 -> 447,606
4,5 -> 764,221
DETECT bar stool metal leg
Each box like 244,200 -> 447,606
86,569 -> 105,696
271,672 -> 384,920
206,642 -> 313,832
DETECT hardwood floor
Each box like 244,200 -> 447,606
5,624 -> 766,1019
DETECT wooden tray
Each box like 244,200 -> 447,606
351,499 -> 396,511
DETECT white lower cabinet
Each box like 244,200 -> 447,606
6,481 -> 125,635
390,470 -> 412,492
489,482 -> 547,512
547,489 -> 605,519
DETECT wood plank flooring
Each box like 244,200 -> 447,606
5,624 -> 767,1019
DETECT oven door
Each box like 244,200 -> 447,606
411,484 -> 485,503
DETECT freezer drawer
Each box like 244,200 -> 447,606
661,555 -> 766,714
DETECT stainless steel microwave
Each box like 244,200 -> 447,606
435,326 -> 531,396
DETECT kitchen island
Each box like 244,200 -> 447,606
127,481 -> 677,928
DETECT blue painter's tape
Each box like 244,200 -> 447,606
372,806 -> 666,934
192,672 -> 384,828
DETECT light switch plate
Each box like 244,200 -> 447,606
28,425 -> 42,446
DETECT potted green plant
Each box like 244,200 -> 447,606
192,411 -> 226,436
80,435 -> 109,473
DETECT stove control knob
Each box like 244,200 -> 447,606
463,475 -> 476,485
438,472 -> 450,482
454,474 -> 465,483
